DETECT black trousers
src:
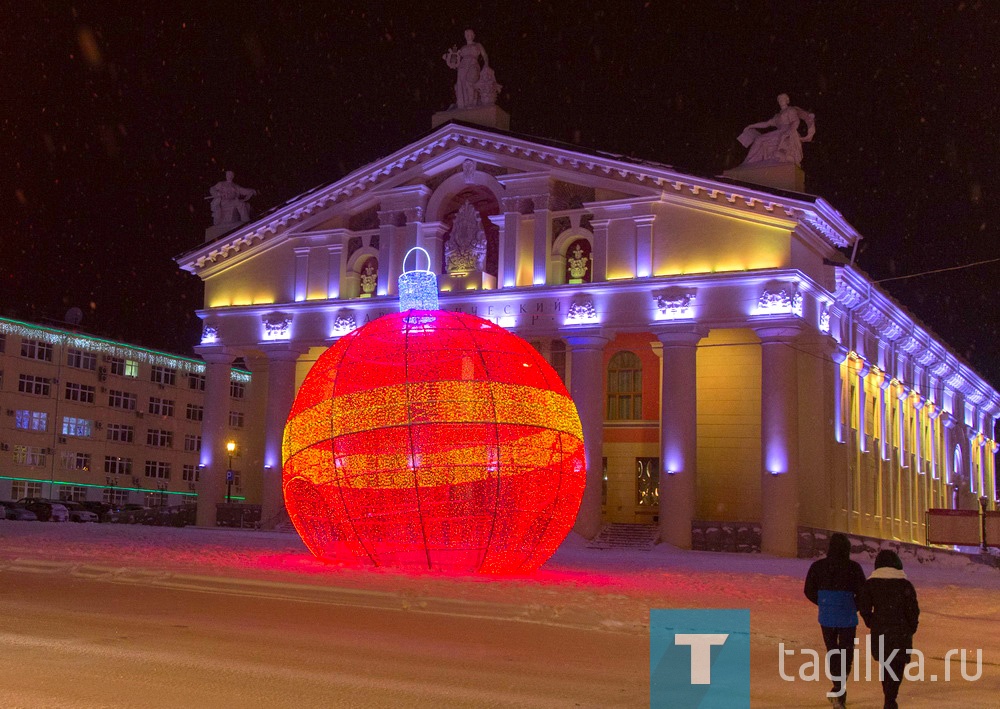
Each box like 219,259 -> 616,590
873,634 -> 911,709
821,625 -> 856,699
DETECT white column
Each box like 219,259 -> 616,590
195,351 -> 234,527
831,346 -> 847,444
655,328 -> 704,548
566,334 -> 608,539
260,346 -> 303,529
756,326 -> 801,557
498,199 -> 520,288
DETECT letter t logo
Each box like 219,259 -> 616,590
674,634 -> 729,684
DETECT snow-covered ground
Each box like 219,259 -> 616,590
1,521 -> 998,707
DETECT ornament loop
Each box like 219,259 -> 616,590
403,247 -> 432,273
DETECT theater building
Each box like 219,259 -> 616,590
176,119 -> 999,555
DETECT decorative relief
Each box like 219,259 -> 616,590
566,244 -> 590,283
262,315 -> 291,341
200,325 -> 219,344
565,300 -> 598,324
819,306 -> 831,334
757,287 -> 793,315
653,290 -> 697,320
332,313 -> 357,336
792,291 -> 804,317
445,201 -> 487,274
462,159 -> 477,183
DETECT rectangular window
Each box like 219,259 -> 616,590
188,372 -> 206,391
20,339 -> 53,361
144,460 -> 171,480
61,451 -> 92,471
108,390 -> 137,410
0,333 -> 5,353
62,416 -> 93,437
150,365 -> 177,386
636,457 -> 660,506
11,480 -> 42,499
184,434 -> 202,452
186,404 -> 204,422
67,349 -> 97,370
108,357 -> 139,377
64,382 -> 96,403
230,380 -> 246,399
58,485 -> 89,502
106,423 -> 135,443
18,374 -> 51,396
148,397 -> 175,417
103,488 -> 129,506
182,464 -> 200,482
15,410 -> 48,432
104,456 -> 133,476
13,445 -> 48,467
146,429 -> 173,448
229,410 -> 244,428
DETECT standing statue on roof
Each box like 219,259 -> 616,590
442,29 -> 490,110
738,94 -> 815,167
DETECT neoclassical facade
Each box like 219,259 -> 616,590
176,121 -> 999,555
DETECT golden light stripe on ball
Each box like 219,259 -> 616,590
283,380 -> 582,461
286,428 -> 584,488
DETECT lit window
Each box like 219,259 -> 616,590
15,410 -> 48,432
13,445 -> 47,467
606,351 -> 643,420
62,416 -> 93,437
61,452 -> 91,471
636,457 -> 659,506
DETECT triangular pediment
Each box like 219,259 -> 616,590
176,121 -> 860,277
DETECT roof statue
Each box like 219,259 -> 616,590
737,94 -> 815,167
442,29 -> 491,110
209,171 -> 257,226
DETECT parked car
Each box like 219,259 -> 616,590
18,498 -> 69,522
77,500 -> 113,522
60,500 -> 100,523
2,501 -> 38,521
106,504 -> 148,524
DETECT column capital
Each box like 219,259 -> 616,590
259,344 -> 309,362
195,348 -> 235,364
829,342 -> 849,364
564,334 -> 608,352
652,326 -> 707,348
754,325 -> 802,343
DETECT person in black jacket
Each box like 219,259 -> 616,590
804,533 -> 866,707
858,550 -> 920,709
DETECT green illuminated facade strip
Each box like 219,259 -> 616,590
0,474 -> 246,501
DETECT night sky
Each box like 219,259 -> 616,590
4,2 -> 999,388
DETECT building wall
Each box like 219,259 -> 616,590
0,319 -> 250,508
695,329 -> 762,522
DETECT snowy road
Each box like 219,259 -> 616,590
0,565 -> 646,708
1,523 -> 998,707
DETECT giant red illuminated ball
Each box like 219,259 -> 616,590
282,310 -> 586,574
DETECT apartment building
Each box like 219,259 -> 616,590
0,316 -> 251,508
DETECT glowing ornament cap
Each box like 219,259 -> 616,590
397,247 -> 438,311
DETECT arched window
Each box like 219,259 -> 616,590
606,351 -> 642,420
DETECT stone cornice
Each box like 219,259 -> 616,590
833,265 -> 1000,415
176,123 -> 862,275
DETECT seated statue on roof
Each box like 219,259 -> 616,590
209,171 -> 257,225
738,94 -> 815,167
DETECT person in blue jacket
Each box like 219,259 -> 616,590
804,533 -> 866,707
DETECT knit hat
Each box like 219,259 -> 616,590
874,549 -> 903,570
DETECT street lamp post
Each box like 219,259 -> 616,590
226,441 -> 236,504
